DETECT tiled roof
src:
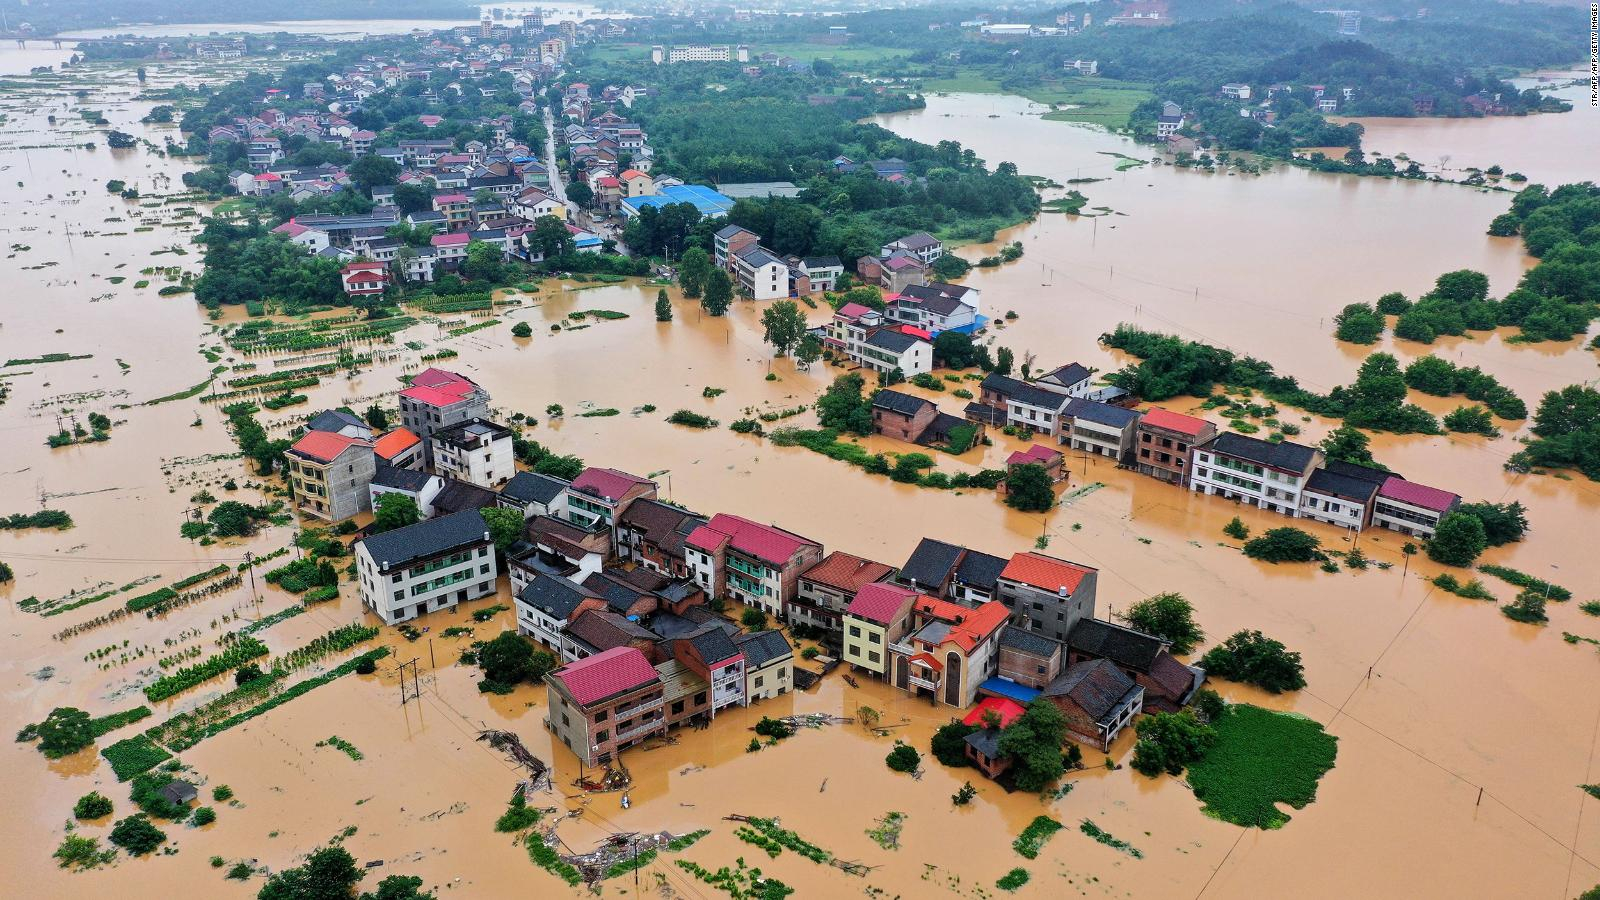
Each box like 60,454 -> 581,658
499,471 -> 570,506
1043,659 -> 1141,723
287,431 -> 369,464
1139,407 -> 1212,437
1147,652 -> 1198,699
866,327 -> 922,354
307,409 -> 368,434
911,598 -> 1010,652
549,646 -> 659,706
1000,625 -> 1061,658
835,302 -> 877,319
1304,467 -> 1379,503
373,428 -> 421,460
431,480 -> 499,517
1067,619 -> 1166,672
872,389 -> 932,417
801,551 -> 894,593
1324,459 -> 1398,485
964,728 -> 1003,759
1206,432 -> 1318,474
1040,362 -> 1092,387
1007,444 -> 1062,467
961,696 -> 1026,728
410,367 -> 479,397
898,538 -> 964,590
734,630 -> 792,669
619,499 -> 705,558
687,513 -> 818,567
581,571 -> 654,614
571,467 -> 654,503
358,509 -> 488,571
372,463 -> 433,492
687,625 -> 743,668
955,550 -> 1008,590
517,573 -> 597,620
1063,398 -> 1140,429
999,552 -> 1094,594
890,231 -> 939,249
846,582 -> 918,624
1378,476 -> 1459,512
565,609 -> 657,654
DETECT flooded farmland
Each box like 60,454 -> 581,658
1,56 -> 1598,900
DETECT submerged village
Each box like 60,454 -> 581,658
2,2 -> 1600,899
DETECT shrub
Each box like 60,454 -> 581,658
997,868 -> 1030,891
212,785 -> 233,802
1242,527 -> 1321,563
1501,589 -> 1548,624
1116,592 -> 1204,655
1012,816 -> 1063,859
885,742 -> 921,773
740,608 -> 767,629
74,791 -> 114,819
109,814 -> 167,855
511,321 -> 532,338
1131,709 -> 1216,777
931,721 -> 979,767
1222,517 -> 1249,540
190,806 -> 217,826
1194,688 -> 1227,723
953,782 -> 977,806
1199,631 -> 1307,693
667,409 -> 717,429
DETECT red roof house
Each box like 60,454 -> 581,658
961,696 -> 1026,729
340,261 -> 389,298
549,647 -> 660,706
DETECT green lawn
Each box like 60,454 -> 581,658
1186,704 -> 1339,829
920,73 -> 1152,129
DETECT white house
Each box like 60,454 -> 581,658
1189,433 -> 1324,519
369,465 -> 446,519
355,510 -> 497,625
1033,362 -> 1095,398
429,418 -> 514,488
888,282 -> 979,333
859,329 -> 933,378
514,573 -> 599,653
731,245 -> 790,300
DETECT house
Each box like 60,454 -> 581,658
618,168 -> 654,197
498,471 -> 571,520
565,467 -> 658,548
799,256 -> 843,293
1189,433 -> 1323,519
430,231 -> 471,266
878,252 -> 929,293
996,551 -> 1098,643
1043,659 -> 1144,751
1299,460 -> 1393,532
1065,618 -> 1201,712
963,726 -> 1011,780
882,232 -> 943,265
888,596 -> 1010,707
286,431 -> 375,522
526,515 -> 610,583
1372,476 -> 1460,538
369,464 -> 446,520
860,328 -> 933,378
1033,363 -> 1095,399
791,550 -> 895,647
340,261 -> 388,299
355,509 -> 497,625
669,624 -> 746,713
516,572 -> 602,655
512,186 -> 566,221
271,219 -> 326,250
982,374 -> 1071,437
374,427 -> 424,470
398,368 -> 491,465
1134,408 -> 1216,486
544,647 -> 665,765
429,418 -> 514,488
617,498 -> 706,579
731,245 -> 790,300
561,608 -> 660,664
1057,396 -> 1136,454
306,409 -> 372,440
158,781 -> 199,806
1006,443 -> 1066,483
995,625 -> 1064,692
888,282 -> 980,334
685,513 -> 823,618
432,193 -> 473,230
896,537 -> 1009,606
871,390 -> 938,443
1156,101 -> 1185,139
823,302 -> 883,362
735,630 -> 794,702
842,582 -> 919,678
1220,82 -> 1252,100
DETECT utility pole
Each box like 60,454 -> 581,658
243,551 -> 259,617
399,657 -> 422,704
428,639 -> 436,670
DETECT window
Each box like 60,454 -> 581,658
593,709 -> 607,721
390,573 -> 402,584
478,547 -> 488,557
848,625 -> 861,638
392,590 -> 403,602
479,565 -> 490,575
869,632 -> 881,643
868,651 -> 880,664
595,730 -> 608,742
694,691 -> 707,705
754,675 -> 764,688
561,713 -> 570,726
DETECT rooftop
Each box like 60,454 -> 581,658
549,646 -> 660,707
1206,432 -> 1319,474
287,431 -> 369,464
358,509 -> 489,571
1063,398 -> 1141,429
571,467 -> 655,503
801,550 -> 895,594
961,696 -> 1026,729
872,389 -> 933,417
999,552 -> 1095,594
847,582 -> 919,624
734,630 -> 793,669
687,513 -> 818,567
898,538 -> 966,591
1139,407 -> 1212,437
499,471 -> 570,507
1068,618 -> 1167,672
1043,658 -> 1142,723
1378,476 -> 1459,512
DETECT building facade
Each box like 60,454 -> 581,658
355,510 -> 497,624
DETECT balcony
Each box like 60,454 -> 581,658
612,717 -> 664,743
908,675 -> 938,691
611,696 -> 664,720
888,642 -> 915,657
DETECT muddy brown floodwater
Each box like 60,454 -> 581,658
1,61 -> 1598,900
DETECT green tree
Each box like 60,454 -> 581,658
760,300 -> 807,356
207,500 -> 262,537
27,707 -> 95,758
1403,356 -> 1458,395
794,333 -> 822,370
462,240 -> 506,284
109,815 -> 166,856
1222,517 -> 1249,540
701,269 -> 733,316
74,791 -> 114,820
347,156 -> 401,194
371,493 -> 420,534
1375,291 -> 1412,316
1198,630 -> 1307,693
511,321 -> 533,338
677,246 -> 711,298
1426,511 -> 1488,566
1318,425 -> 1378,466
816,373 -> 873,435
480,506 -> 525,556
740,608 -> 767,629
360,875 -> 436,900
996,699 -> 1069,792
1116,592 -> 1205,655
994,346 -> 1015,376
1455,501 -> 1529,546
931,254 -> 971,281
655,289 -> 673,322
932,330 -> 986,369
1501,589 -> 1548,624
1333,302 -> 1384,343
257,845 -> 361,900
363,405 -> 388,431
1442,405 -> 1497,436
477,632 -> 555,690
885,742 -> 922,773
1242,527 -> 1321,563
1130,710 -> 1216,777
1005,464 -> 1055,512
565,182 -> 593,210
529,215 -> 575,259
930,721 -> 979,767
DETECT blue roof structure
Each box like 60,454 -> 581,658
978,676 -> 1040,704
621,184 -> 735,219
941,314 -> 990,337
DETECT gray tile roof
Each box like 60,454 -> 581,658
865,329 -> 921,353
898,538 -> 963,590
955,550 -> 1008,591
734,630 -> 792,669
1063,398 -> 1140,429
359,509 -> 489,571
1000,625 -> 1060,658
307,409 -> 368,434
372,463 -> 434,492
1304,467 -> 1379,502
518,573 -> 596,620
688,625 -> 741,666
1043,658 -> 1141,723
1040,363 -> 1092,388
500,471 -> 570,506
1067,619 -> 1166,672
964,728 -> 1003,758
1205,432 -> 1319,474
872,389 -> 932,417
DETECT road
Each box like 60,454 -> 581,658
542,105 -> 567,206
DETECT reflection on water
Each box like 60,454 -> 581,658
0,65 -> 1597,900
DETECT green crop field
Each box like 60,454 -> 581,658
1186,704 -> 1339,829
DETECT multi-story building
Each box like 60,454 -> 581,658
823,301 -> 883,362
995,625 -> 1064,691
685,513 -> 823,618
895,537 -> 1009,606
429,418 -> 514,488
431,192 -> 473,230
564,467 -> 658,547
617,498 -> 706,580
859,328 -> 933,378
286,431 -> 375,522
881,232 -> 944,265
1298,460 -> 1392,532
731,245 -> 790,300
1189,433 -> 1323,519
1043,659 -> 1143,751
1134,408 -> 1216,486
735,630 -> 795,703
515,573 -> 602,652
1059,399 -> 1140,461
497,471 -> 570,520
791,550 -> 895,648
842,582 -> 919,679
799,256 -> 843,293
355,509 -> 497,624
1066,618 -> 1201,712
981,374 -> 1071,437
398,368 -> 491,466
996,551 -> 1099,643
887,282 -> 980,334
1033,363 -> 1095,399
1372,476 -> 1460,538
369,465 -> 445,519
340,261 -> 388,300
888,597 -> 1009,707
544,647 -> 665,766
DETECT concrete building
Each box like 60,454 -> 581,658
888,597 -> 1010,707
429,418 -> 515,488
398,368 -> 491,466
544,647 -> 665,765
1134,408 -> 1216,486
1060,399 -> 1140,461
1189,433 -> 1324,519
996,551 -> 1099,644
734,630 -> 794,703
286,431 -> 375,522
1298,460 -> 1392,533
355,510 -> 497,624
685,513 -> 823,618
842,582 -> 919,679
791,550 -> 895,648
1372,476 -> 1460,538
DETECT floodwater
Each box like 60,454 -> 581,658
59,4 -> 633,41
1,61 -> 1598,900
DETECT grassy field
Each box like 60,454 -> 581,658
920,73 -> 1152,129
1186,704 -> 1339,829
